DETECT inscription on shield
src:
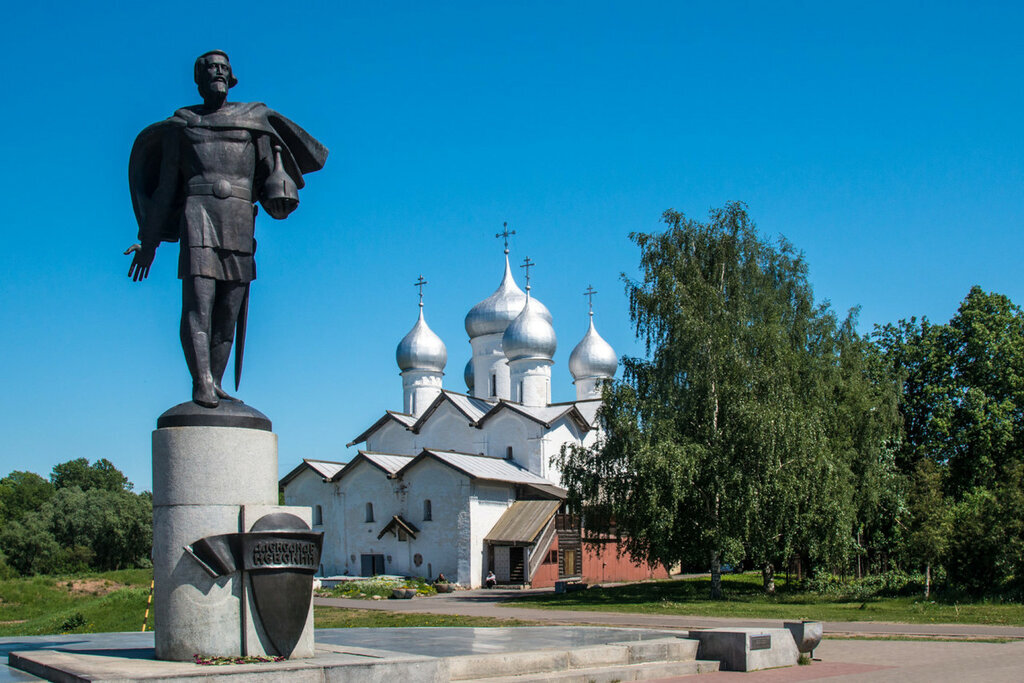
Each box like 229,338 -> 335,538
248,513 -> 323,657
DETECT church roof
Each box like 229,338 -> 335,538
484,500 -> 561,546
411,391 -> 494,431
279,458 -> 347,487
568,399 -> 603,427
346,410 -> 417,447
330,451 -> 414,481
347,392 -> 603,448
398,448 -> 559,489
475,401 -> 592,432
376,515 -> 420,540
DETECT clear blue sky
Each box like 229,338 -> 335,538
1,1 -> 1021,491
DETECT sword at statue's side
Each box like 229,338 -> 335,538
234,282 -> 249,391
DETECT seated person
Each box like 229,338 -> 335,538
485,570 -> 497,588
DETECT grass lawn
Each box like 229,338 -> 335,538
315,608 -> 539,628
0,570 -> 537,636
0,569 -> 153,637
508,573 -> 1024,626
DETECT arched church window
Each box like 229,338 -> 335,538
365,502 -> 374,522
423,499 -> 432,521
506,446 -> 513,460
314,505 -> 323,526
490,374 -> 497,397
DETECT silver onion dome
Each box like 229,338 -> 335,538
569,315 -> 618,380
465,255 -> 551,339
503,294 -> 557,362
396,308 -> 447,373
464,358 -> 475,391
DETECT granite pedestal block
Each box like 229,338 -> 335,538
151,401 -> 314,662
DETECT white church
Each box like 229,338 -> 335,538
281,239 -> 667,588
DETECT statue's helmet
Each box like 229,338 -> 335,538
194,50 -> 238,88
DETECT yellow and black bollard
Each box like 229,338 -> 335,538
141,579 -> 154,632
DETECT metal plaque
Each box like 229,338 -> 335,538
248,513 -> 323,657
184,512 -> 323,658
750,634 -> 771,650
242,532 -> 320,572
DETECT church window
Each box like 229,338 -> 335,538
490,373 -> 497,397
313,505 -> 323,526
364,502 -> 374,522
506,446 -> 513,460
423,499 -> 432,521
518,382 -> 523,402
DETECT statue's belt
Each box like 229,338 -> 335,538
187,180 -> 252,201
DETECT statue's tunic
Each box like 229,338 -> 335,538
178,126 -> 261,282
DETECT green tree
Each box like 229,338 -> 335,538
903,459 -> 949,597
0,513 -> 63,575
559,204 -> 886,596
45,487 -> 152,571
51,458 -> 133,492
0,471 -> 55,523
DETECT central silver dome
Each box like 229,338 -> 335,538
569,316 -> 617,380
503,294 -> 557,362
465,255 -> 551,339
396,308 -> 448,373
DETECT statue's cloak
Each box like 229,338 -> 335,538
129,102 -> 328,244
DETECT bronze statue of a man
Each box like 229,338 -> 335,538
126,51 -> 327,408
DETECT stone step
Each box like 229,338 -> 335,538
464,658 -> 721,682
449,637 -> 701,680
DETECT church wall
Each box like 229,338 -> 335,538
333,460 -> 405,576
540,418 -> 591,483
478,411 -> 540,473
282,467 -> 344,575
414,405 -> 479,454
398,457 -> 473,585
469,481 -> 515,587
366,421 -> 416,455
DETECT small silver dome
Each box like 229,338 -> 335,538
569,316 -> 618,380
465,254 -> 551,339
503,294 -> 557,362
464,358 -> 475,391
396,308 -> 447,373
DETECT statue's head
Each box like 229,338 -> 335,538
194,50 -> 237,99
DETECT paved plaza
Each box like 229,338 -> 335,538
4,588 -> 1024,681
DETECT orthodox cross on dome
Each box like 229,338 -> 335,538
520,256 -> 535,291
584,285 -> 597,316
414,275 -> 428,308
495,222 -> 516,255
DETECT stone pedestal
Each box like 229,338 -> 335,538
151,401 -> 315,661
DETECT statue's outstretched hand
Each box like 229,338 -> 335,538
125,243 -> 156,282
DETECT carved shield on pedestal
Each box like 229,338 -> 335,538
245,513 -> 323,657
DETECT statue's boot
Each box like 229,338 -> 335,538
213,383 -> 240,402
210,338 -> 239,402
193,381 -> 219,409
191,331 -> 219,409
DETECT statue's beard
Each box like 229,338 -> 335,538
199,80 -> 229,101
